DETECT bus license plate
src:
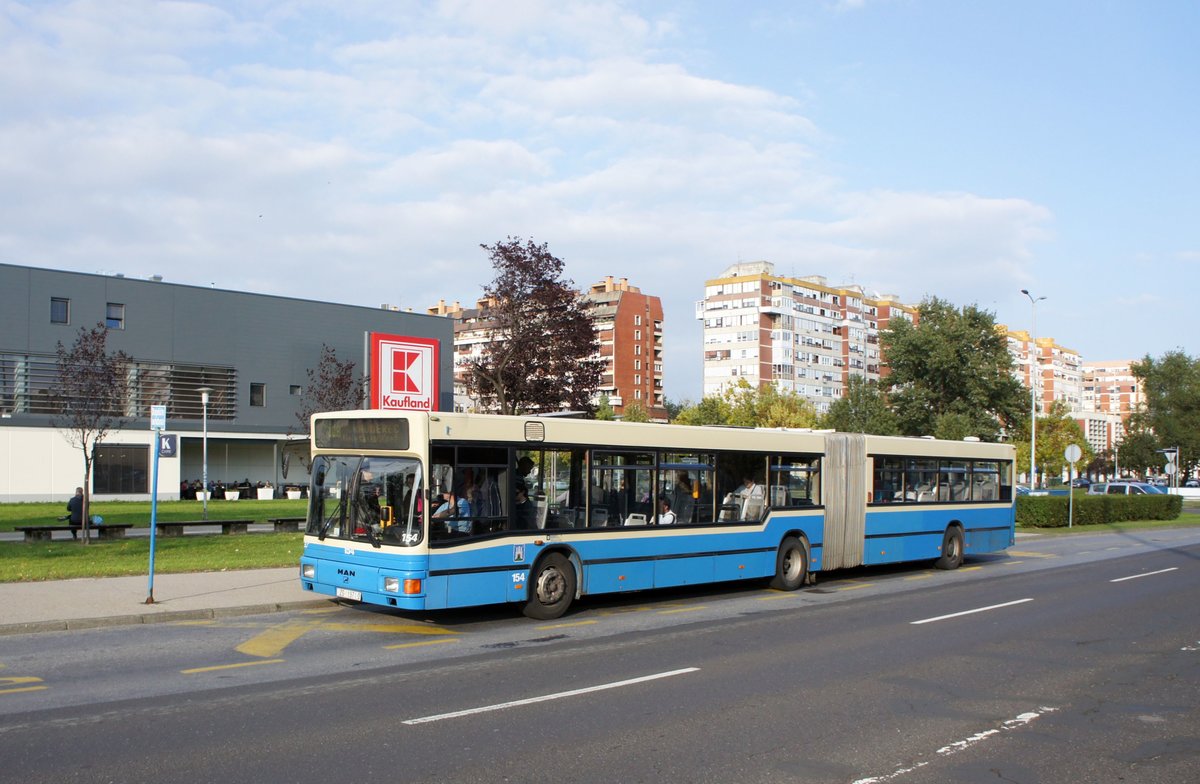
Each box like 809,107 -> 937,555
336,587 -> 362,601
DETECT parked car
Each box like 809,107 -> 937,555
1089,481 -> 1165,496
1186,479 -> 1200,488
1150,477 -> 1170,487
1070,477 -> 1091,488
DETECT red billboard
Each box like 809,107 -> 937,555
369,333 -> 440,411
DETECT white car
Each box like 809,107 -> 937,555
1089,481 -> 1165,495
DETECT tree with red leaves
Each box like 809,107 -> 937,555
465,238 -> 602,415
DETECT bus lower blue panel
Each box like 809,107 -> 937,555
966,527 -> 1011,554
861,533 -> 941,566
445,570 -> 513,609
714,551 -> 773,582
655,556 -> 715,588
585,561 -> 654,594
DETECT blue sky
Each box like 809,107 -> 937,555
2,1 -> 1195,402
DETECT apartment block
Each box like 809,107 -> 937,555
1001,327 -> 1084,414
584,277 -> 667,421
1082,360 -> 1142,418
696,261 -> 915,414
428,277 -> 666,421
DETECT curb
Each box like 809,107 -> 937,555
0,598 -> 332,637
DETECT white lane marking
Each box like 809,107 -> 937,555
910,598 -> 1033,625
1110,567 -> 1179,583
852,706 -> 1057,784
402,667 -> 700,725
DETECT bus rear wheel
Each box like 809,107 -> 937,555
935,526 -> 964,570
770,536 -> 808,591
523,553 -> 576,620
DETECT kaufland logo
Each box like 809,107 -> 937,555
371,334 -> 439,411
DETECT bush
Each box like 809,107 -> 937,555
1017,493 -> 1183,528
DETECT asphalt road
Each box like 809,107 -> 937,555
1,530 -> 1197,783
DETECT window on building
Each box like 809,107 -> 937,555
634,329 -> 642,340
635,374 -> 642,385
634,315 -> 642,326
50,297 -> 70,324
289,385 -> 302,396
250,383 -> 266,406
635,344 -> 642,356
634,359 -> 642,370
105,303 -> 125,330
92,444 -> 148,494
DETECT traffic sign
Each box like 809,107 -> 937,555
150,405 -> 166,431
1064,444 -> 1082,463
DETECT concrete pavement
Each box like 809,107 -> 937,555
0,567 -> 328,636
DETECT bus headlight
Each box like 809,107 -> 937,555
301,563 -> 315,579
384,576 -> 400,593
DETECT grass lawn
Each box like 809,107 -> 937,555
0,499 -> 308,532
0,533 -> 304,582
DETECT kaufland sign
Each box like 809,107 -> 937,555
369,333 -> 440,412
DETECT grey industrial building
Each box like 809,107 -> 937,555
0,263 -> 453,502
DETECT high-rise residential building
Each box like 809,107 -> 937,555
696,261 -> 916,413
1000,327 -> 1084,415
583,277 -> 666,421
428,277 -> 666,421
1082,360 -> 1142,418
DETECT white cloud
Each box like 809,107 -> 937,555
0,0 -> 1056,398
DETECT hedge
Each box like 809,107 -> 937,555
1016,493 -> 1183,528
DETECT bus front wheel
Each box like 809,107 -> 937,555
523,553 -> 576,620
935,526 -> 964,570
770,536 -> 808,591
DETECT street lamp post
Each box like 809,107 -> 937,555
1020,290 -> 1046,488
197,386 -> 213,521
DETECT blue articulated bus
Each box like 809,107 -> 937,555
299,411 -> 1015,619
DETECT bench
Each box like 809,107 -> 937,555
153,519 -> 253,537
267,517 -> 305,532
15,524 -> 134,542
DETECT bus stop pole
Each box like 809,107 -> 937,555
146,427 -> 161,604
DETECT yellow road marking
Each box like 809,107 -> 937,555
0,676 -> 47,695
1007,550 -> 1056,559
658,606 -> 707,615
538,620 -> 597,629
756,592 -> 796,600
236,615 -> 458,658
1004,560 -> 1025,566
237,619 -> 327,658
182,659 -> 285,675
904,574 -> 933,581
961,566 -> 982,572
384,639 -> 460,650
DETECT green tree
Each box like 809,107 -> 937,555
1114,424 -> 1162,480
1028,401 -> 1095,484
621,400 -> 651,422
821,376 -> 900,434
881,297 -> 1026,441
674,379 -> 817,429
594,394 -> 616,421
1131,350 -> 1200,478
673,395 -> 731,426
663,397 -> 687,422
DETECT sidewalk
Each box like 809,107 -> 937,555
0,567 -> 329,636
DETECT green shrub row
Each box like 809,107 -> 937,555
1016,493 -> 1183,528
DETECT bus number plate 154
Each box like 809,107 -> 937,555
336,587 -> 362,601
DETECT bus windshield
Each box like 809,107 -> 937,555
308,455 -> 423,547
